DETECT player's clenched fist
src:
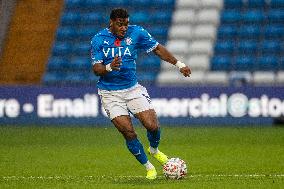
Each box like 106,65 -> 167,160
180,66 -> 191,77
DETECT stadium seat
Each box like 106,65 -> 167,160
150,11 -> 172,24
80,13 -> 103,25
52,42 -> 72,56
275,71 -> 284,84
73,42 -> 90,56
148,26 -> 168,38
82,0 -> 105,8
246,0 -> 267,8
260,40 -> 281,54
224,0 -> 243,9
221,10 -> 242,24
238,25 -> 261,39
242,10 -> 265,23
211,55 -> 232,71
42,72 -> 66,84
204,71 -> 229,85
188,40 -> 213,55
166,40 -> 189,55
187,55 -> 210,71
257,56 -> 279,70
175,0 -> 199,9
237,40 -> 258,54
267,9 -> 284,23
60,12 -> 80,25
196,9 -> 220,25
200,0 -> 223,9
56,27 -> 77,40
64,0 -> 82,9
168,25 -> 192,40
214,40 -> 234,55
69,57 -> 92,71
229,71 -> 252,86
76,26 -> 99,40
171,9 -> 196,24
47,57 -> 69,71
235,56 -> 255,71
192,24 -> 216,40
264,25 -> 284,39
252,71 -> 275,85
217,25 -> 238,39
131,12 -> 150,24
130,0 -> 152,8
270,0 -> 284,8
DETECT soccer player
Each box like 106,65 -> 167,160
91,8 -> 191,180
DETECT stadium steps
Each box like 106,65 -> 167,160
0,0 -> 63,84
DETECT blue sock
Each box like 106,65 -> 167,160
147,127 -> 161,148
126,138 -> 148,165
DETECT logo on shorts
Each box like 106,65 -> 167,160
125,37 -> 132,45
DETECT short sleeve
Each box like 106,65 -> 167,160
91,37 -> 104,65
137,26 -> 159,53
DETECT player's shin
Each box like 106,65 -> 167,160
147,127 -> 161,153
126,138 -> 148,165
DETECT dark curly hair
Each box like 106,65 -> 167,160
110,8 -> 129,20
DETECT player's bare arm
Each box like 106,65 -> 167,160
93,55 -> 122,76
153,44 -> 191,77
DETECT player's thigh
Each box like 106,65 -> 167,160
112,115 -> 137,140
126,85 -> 153,116
135,109 -> 159,131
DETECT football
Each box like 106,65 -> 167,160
163,157 -> 187,179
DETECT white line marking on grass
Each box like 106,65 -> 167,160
1,174 -> 284,181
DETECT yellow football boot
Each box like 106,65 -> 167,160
146,167 -> 157,180
147,147 -> 169,165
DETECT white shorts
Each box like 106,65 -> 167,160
98,84 -> 154,120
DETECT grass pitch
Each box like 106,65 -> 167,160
0,126 -> 283,188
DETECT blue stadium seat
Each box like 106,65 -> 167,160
214,41 -> 234,55
139,56 -> 160,71
107,0 -> 130,6
260,40 -> 281,54
80,13 -> 103,24
63,72 -> 90,83
73,42 -> 90,56
150,11 -> 172,23
264,24 -> 284,38
247,0 -> 267,8
64,0 -> 81,9
52,42 -> 72,56
151,0 -> 175,7
131,0 -> 151,7
270,0 -> 284,8
131,12 -> 150,24
257,56 -> 279,70
221,10 -> 242,24
61,12 -> 80,25
56,27 -> 76,40
238,25 -> 261,39
43,72 -> 66,84
217,25 -> 238,39
235,56 -> 255,71
148,26 -> 168,37
242,10 -> 265,23
267,9 -> 284,23
224,0 -> 243,9
76,26 -> 99,40
82,0 -> 105,8
237,40 -> 258,54
69,57 -> 92,71
211,56 -> 232,71
47,57 -> 69,71
280,56 -> 284,69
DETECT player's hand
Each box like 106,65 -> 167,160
110,55 -> 122,71
180,66 -> 191,77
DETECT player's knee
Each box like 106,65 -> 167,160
123,130 -> 137,140
145,122 -> 159,132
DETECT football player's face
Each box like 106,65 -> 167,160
110,18 -> 129,38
